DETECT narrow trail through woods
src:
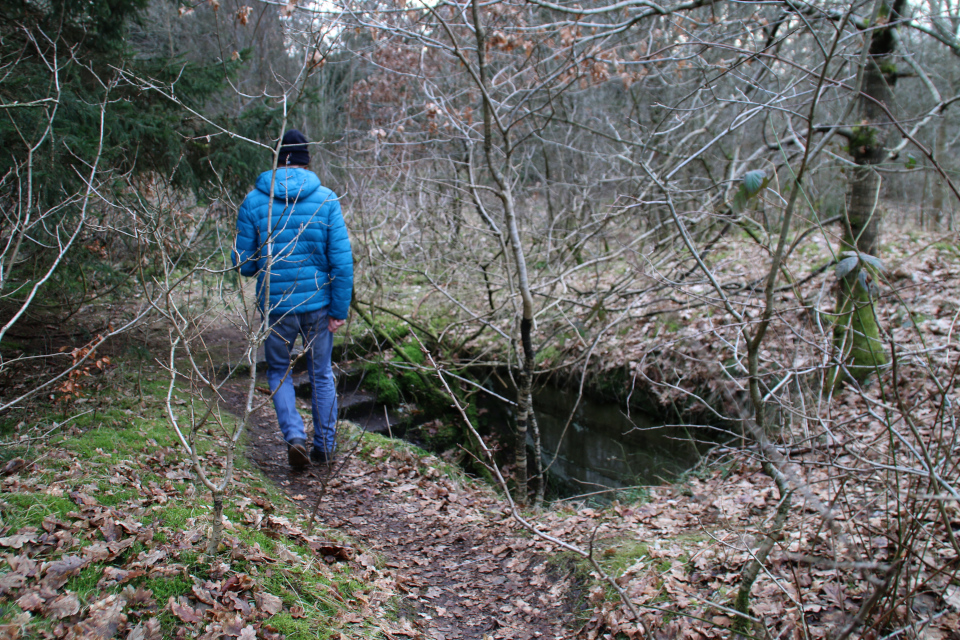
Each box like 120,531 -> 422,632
222,382 -> 576,640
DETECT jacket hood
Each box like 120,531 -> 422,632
255,168 -> 322,202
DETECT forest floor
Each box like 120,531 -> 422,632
0,368 -> 580,640
221,381 -> 577,640
6,383 -> 960,640
3,226 -> 960,640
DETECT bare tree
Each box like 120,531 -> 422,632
315,0 -> 960,637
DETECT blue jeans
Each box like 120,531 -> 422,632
264,309 -> 337,453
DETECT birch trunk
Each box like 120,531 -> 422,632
931,116 -> 947,230
470,0 -> 538,505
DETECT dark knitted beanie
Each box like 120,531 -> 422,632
277,129 -> 310,166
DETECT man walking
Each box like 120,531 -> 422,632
233,130 -> 353,470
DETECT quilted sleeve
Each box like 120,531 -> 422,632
325,197 -> 354,319
233,194 -> 261,277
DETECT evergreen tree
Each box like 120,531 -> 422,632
0,0 -> 274,326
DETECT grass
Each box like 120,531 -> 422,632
65,561 -> 112,599
142,574 -> 193,603
598,539 -> 653,576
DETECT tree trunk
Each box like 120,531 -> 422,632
833,0 -> 904,386
832,269 -> 885,386
543,146 -> 556,263
932,116 -> 947,230
470,0 -> 538,505
530,409 -> 544,507
207,493 -> 224,554
515,351 -> 530,506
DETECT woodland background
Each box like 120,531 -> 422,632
2,0 -> 960,638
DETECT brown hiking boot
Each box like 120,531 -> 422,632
287,439 -> 309,470
311,447 -> 334,465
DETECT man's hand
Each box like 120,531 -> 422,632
328,317 -> 345,333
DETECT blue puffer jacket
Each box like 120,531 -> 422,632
233,168 -> 353,319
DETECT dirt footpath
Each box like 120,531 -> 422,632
224,383 -> 576,640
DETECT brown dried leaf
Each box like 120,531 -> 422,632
83,538 -> 134,562
42,515 -> 66,533
223,590 -> 251,616
69,492 -> 98,507
237,542 -> 272,564
0,573 -> 27,596
275,545 -> 301,564
82,542 -> 112,562
168,597 -> 201,624
191,583 -> 216,605
69,594 -> 127,639
15,592 -> 45,612
7,555 -> 38,576
307,541 -> 355,561
251,496 -> 273,512
116,518 -> 142,535
107,538 -> 137,560
1,457 -> 26,476
235,5 -> 253,26
120,586 -> 156,610
260,624 -> 283,640
164,469 -> 193,481
137,549 -> 166,567
100,567 -> 143,587
255,592 -> 283,617
42,555 -> 89,590
125,618 -> 161,640
49,592 -> 81,619
264,515 -> 301,537
0,533 -> 37,549
221,615 -> 244,636
99,519 -> 119,543
221,574 -> 255,593
0,625 -> 20,640
340,612 -> 363,624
